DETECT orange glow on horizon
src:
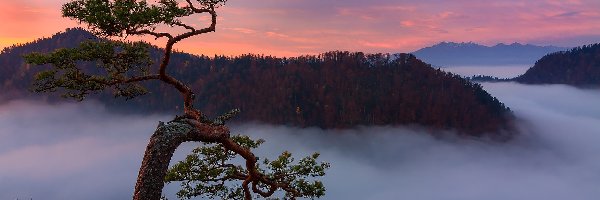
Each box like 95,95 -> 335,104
1,0 -> 599,57
0,38 -> 34,49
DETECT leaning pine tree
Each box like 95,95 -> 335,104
24,0 -> 329,200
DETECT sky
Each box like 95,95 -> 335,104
1,0 -> 600,57
2,82 -> 600,200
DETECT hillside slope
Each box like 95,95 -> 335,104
514,43 -> 600,86
0,29 -> 514,137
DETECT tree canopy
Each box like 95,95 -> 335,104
62,0 -> 226,38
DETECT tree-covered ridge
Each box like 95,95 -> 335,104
1,29 -> 513,137
0,28 -> 99,100
467,75 -> 510,83
169,52 -> 513,137
514,43 -> 600,86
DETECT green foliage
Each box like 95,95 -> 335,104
63,0 -> 189,37
165,135 -> 330,199
259,152 -> 329,199
197,0 -> 228,8
23,40 -> 152,101
62,0 -> 227,37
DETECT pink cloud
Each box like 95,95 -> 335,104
225,27 -> 257,34
1,0 -> 600,56
0,0 -> 76,44
266,31 -> 290,38
401,20 -> 415,27
360,41 -> 395,49
0,137 -> 143,179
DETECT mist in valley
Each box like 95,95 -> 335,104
439,65 -> 531,78
1,81 -> 600,200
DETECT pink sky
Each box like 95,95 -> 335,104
1,0 -> 600,57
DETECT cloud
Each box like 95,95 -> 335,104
2,81 -> 600,200
552,11 -> 582,18
230,83 -> 600,200
3,0 -> 600,56
360,41 -> 395,48
224,27 -> 257,34
0,100 -> 171,199
401,20 -> 415,27
528,34 -> 600,47
0,1 -> 76,39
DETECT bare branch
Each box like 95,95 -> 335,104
185,0 -> 213,13
173,6 -> 217,43
123,74 -> 161,83
126,29 -> 173,40
173,21 -> 196,32
84,74 -> 160,86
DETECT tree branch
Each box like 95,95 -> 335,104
151,4 -> 219,117
123,74 -> 161,83
126,29 -> 173,40
173,21 -> 196,32
185,0 -> 213,13
242,178 -> 252,200
172,6 -> 217,44
252,181 -> 278,197
82,74 -> 160,86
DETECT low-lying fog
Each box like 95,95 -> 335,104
440,65 -> 531,78
2,82 -> 600,200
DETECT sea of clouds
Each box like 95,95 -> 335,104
1,82 -> 600,200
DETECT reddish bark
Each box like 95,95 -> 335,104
133,118 -> 230,200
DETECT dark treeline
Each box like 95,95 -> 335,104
466,75 -> 510,83
0,28 -> 514,136
163,52 -> 513,136
515,43 -> 600,86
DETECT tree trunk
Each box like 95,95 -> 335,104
132,118 -> 230,200
132,120 -> 194,200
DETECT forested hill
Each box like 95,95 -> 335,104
0,28 -> 514,137
514,43 -> 600,86
0,28 -> 99,99
412,42 -> 567,67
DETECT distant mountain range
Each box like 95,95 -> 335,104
514,43 -> 600,86
412,42 -> 568,67
0,28 -> 514,137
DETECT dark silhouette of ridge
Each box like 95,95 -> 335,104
514,43 -> 600,86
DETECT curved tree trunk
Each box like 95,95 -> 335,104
132,118 -> 229,200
